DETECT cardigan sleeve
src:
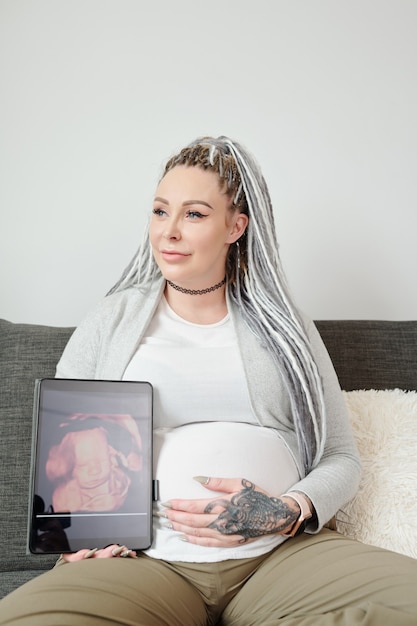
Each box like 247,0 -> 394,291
55,300 -> 106,379
55,283 -> 164,380
285,316 -> 362,532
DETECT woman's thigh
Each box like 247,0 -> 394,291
221,530 -> 417,626
0,556 -> 207,626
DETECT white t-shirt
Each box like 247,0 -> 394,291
124,297 -> 299,561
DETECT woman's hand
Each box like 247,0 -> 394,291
61,544 -> 137,562
159,477 -> 301,547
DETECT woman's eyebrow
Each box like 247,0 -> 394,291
154,196 -> 169,205
154,197 -> 214,210
183,200 -> 214,210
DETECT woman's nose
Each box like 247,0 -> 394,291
163,220 -> 181,240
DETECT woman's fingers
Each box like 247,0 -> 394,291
158,508 -> 217,528
169,521 -> 245,544
158,478 -> 250,546
193,476 -> 252,494
178,531 -> 249,548
163,477 -> 269,513
161,476 -> 246,511
109,545 -> 138,558
159,478 -> 291,545
61,549 -> 93,562
61,544 -> 137,562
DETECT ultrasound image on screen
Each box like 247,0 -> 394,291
29,379 -> 153,553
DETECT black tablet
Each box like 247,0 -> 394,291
28,378 -> 153,554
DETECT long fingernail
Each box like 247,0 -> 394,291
155,510 -> 168,518
160,501 -> 172,508
84,548 -> 98,559
112,545 -> 127,556
120,548 -> 137,558
163,521 -> 173,530
193,476 -> 210,485
178,535 -> 189,542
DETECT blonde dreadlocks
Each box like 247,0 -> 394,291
108,136 -> 326,473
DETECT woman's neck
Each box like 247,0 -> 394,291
164,284 -> 228,324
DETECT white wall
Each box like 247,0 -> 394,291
1,0 -> 416,325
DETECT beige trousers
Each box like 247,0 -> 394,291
1,530 -> 417,625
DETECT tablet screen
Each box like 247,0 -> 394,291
28,378 -> 153,554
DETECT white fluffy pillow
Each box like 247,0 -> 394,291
336,389 -> 417,559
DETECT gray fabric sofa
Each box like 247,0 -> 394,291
1,317 -> 416,599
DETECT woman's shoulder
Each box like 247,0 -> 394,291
100,283 -> 159,308
80,281 -> 165,328
56,281 -> 165,379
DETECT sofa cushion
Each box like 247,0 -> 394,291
0,319 -> 74,575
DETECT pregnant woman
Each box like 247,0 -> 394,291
2,135 -> 417,626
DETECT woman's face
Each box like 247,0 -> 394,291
149,166 -> 247,289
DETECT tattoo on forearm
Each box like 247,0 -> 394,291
205,480 -> 298,542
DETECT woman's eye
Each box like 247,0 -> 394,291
186,210 -> 207,220
152,208 -> 166,217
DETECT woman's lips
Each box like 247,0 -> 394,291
160,250 -> 190,262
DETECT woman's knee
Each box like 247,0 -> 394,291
0,558 -> 207,626
221,532 -> 417,625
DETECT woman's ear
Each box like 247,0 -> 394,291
227,213 -> 249,244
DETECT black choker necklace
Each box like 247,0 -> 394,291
166,276 -> 226,295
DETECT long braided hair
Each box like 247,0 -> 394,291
108,136 -> 326,473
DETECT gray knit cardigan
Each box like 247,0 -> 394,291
56,279 -> 361,532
